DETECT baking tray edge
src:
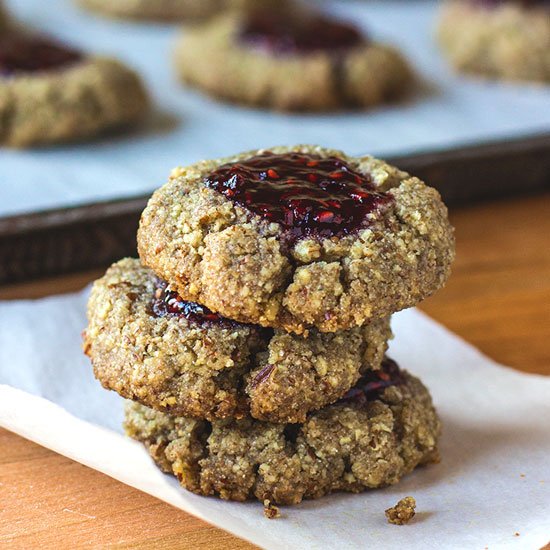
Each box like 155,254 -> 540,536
1,133 -> 549,285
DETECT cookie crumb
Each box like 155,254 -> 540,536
263,499 -> 281,519
514,532 -> 520,537
428,450 -> 441,465
385,496 -> 416,525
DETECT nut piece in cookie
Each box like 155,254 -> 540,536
125,363 -> 441,505
77,0 -> 283,23
138,145 -> 455,334
84,258 -> 391,423
385,496 -> 417,525
0,29 -> 149,147
437,0 -> 550,82
173,6 -> 413,111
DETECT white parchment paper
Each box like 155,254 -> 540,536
0,289 -> 549,549
1,0 -> 550,217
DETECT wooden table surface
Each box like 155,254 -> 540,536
1,194 -> 549,549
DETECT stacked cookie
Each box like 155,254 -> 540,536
84,145 -> 455,505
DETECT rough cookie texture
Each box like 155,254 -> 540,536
78,0 -> 281,22
173,12 -> 413,111
138,145 -> 455,334
125,369 -> 441,505
84,258 -> 391,423
437,0 -> 550,82
0,56 -> 149,147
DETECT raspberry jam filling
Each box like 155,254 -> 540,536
204,152 -> 392,244
472,0 -> 549,7
239,10 -> 364,55
152,280 -> 229,327
339,358 -> 405,406
0,32 -> 83,77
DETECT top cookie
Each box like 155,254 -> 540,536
138,145 -> 455,334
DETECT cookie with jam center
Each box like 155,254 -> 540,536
173,7 -> 413,111
125,361 -> 441,505
437,0 -> 550,82
0,29 -> 149,147
137,145 -> 455,334
84,258 -> 391,423
77,0 -> 282,23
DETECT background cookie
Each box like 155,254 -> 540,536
77,0 -> 281,22
84,259 -> 391,423
437,0 -> 550,82
0,1 -> 8,30
138,145 -> 455,334
174,8 -> 413,111
125,363 -> 441,505
0,31 -> 150,147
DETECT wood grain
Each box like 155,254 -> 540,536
421,193 -> 550,374
1,194 -> 549,549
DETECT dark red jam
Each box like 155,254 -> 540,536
0,32 -> 83,77
239,10 -> 365,55
339,358 -> 405,406
152,280 -> 231,327
204,152 -> 392,244
472,0 -> 549,7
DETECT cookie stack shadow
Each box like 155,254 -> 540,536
83,145 -> 455,506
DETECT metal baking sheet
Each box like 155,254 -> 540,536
2,133 -> 549,284
1,0 -> 550,218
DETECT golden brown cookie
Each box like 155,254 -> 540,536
138,145 -> 455,334
437,0 -> 550,82
77,0 -> 281,22
125,362 -> 441,505
174,8 -> 413,111
84,258 -> 391,423
0,30 -> 149,147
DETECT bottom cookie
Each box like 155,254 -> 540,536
125,360 -> 441,505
